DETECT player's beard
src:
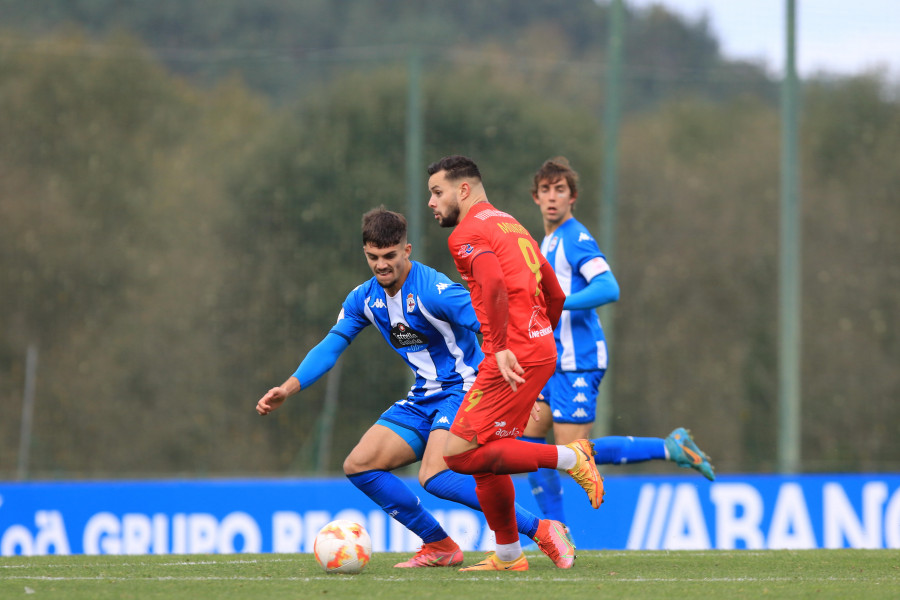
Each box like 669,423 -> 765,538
437,202 -> 460,228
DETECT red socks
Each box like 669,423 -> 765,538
444,439 -> 562,545
444,438 -> 558,475
473,473 -> 518,544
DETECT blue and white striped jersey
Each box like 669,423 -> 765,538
540,218 -> 611,372
330,261 -> 484,404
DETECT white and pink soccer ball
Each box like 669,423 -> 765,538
313,520 -> 372,574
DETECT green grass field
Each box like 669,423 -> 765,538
2,549 -> 898,599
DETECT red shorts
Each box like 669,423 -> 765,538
451,356 -> 556,445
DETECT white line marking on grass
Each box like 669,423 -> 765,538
4,575 -> 896,584
609,576 -> 900,583
0,558 -> 301,570
583,551 -> 784,558
3,576 -> 443,583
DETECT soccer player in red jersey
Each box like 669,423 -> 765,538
426,155 -> 605,572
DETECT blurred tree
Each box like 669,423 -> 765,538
800,74 -> 900,470
0,31 -> 270,475
220,62 -> 600,472
0,23 -> 897,478
612,95 -> 781,473
0,0 -> 776,106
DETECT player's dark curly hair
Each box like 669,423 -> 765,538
362,206 -> 407,248
427,155 -> 482,182
531,156 -> 579,199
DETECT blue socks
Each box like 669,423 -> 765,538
592,436 -> 667,464
520,436 -> 566,523
527,468 -> 566,522
424,469 -> 540,539
347,470 -> 446,544
519,435 -> 668,522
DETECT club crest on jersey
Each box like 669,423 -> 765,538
548,236 -> 559,252
390,322 -> 429,350
406,293 -> 416,313
457,244 -> 474,257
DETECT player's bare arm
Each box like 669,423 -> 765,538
256,376 -> 301,415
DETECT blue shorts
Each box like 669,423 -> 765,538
538,370 -> 605,424
376,390 -> 463,460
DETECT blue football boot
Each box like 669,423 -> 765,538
665,427 -> 715,481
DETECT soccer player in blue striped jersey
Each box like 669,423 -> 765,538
521,157 -> 715,527
256,206 -> 576,569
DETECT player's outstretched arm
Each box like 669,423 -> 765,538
256,378 -> 300,415
256,332 -> 350,415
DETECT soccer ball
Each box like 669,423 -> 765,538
313,520 -> 372,574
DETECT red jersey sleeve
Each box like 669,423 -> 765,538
448,203 -> 557,364
539,260 -> 564,329
471,251 -> 508,351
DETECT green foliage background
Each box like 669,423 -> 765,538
0,1 -> 897,477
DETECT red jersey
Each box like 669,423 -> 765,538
449,202 -> 557,365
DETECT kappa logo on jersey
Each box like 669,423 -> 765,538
552,409 -> 563,418
574,392 -> 589,403
390,322 -> 429,349
494,421 -> 506,427
572,408 -> 589,419
578,232 -> 593,242
573,377 -> 588,388
457,244 -> 474,257
437,416 -> 450,425
370,297 -> 386,309
406,293 -> 416,313
435,282 -> 450,294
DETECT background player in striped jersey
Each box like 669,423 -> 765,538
427,155 -> 604,572
521,157 -> 715,528
256,206 -> 575,569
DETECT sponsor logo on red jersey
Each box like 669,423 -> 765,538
457,244 -> 474,257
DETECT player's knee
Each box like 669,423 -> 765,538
443,452 -> 470,474
343,452 -> 368,476
417,463 -> 445,487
